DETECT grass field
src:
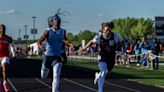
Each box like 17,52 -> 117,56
67,58 -> 164,88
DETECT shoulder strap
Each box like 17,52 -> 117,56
63,29 -> 66,36
111,32 -> 114,40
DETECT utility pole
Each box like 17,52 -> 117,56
31,16 -> 37,42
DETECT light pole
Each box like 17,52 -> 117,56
18,29 -> 21,41
18,29 -> 21,37
24,25 -> 28,37
24,25 -> 29,45
32,16 -> 37,42
24,25 -> 29,55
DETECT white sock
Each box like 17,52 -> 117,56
3,80 -> 7,84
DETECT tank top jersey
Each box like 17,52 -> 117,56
45,27 -> 65,56
93,32 -> 123,60
0,35 -> 12,58
99,32 -> 116,56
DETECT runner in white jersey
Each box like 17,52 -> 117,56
80,22 -> 123,92
37,14 -> 75,92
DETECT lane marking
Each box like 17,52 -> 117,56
105,81 -> 141,92
15,62 -> 52,89
7,78 -> 18,92
34,78 -> 52,89
64,78 -> 97,92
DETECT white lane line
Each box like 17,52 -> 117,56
7,78 -> 18,92
16,62 -> 52,89
105,81 -> 141,92
34,78 -> 52,89
64,78 -> 97,92
19,68 -> 52,89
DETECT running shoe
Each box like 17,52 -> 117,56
3,82 -> 10,92
94,72 -> 100,85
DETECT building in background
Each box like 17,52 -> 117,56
155,16 -> 164,51
155,16 -> 164,42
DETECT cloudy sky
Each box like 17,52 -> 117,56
0,0 -> 164,40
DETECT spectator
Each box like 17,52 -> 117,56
152,38 -> 160,70
133,39 -> 141,66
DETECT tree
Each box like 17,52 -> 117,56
112,17 -> 154,39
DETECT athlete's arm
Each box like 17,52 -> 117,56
8,36 -> 16,58
37,30 -> 49,52
63,30 -> 77,50
80,33 -> 100,52
80,39 -> 95,51
10,44 -> 16,58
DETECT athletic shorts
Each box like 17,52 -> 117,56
42,55 -> 62,69
99,55 -> 115,72
0,57 -> 10,66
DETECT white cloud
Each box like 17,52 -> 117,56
0,9 -> 20,15
98,13 -> 104,17
151,8 -> 161,12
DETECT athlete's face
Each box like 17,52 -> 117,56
52,19 -> 60,28
103,26 -> 111,37
0,25 -> 5,35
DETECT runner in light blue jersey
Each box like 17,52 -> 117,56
37,14 -> 75,92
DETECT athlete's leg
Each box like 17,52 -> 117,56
52,60 -> 62,92
41,55 -> 50,79
1,57 -> 10,81
1,57 -> 10,92
41,65 -> 49,79
97,61 -> 108,92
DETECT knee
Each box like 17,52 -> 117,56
100,70 -> 108,77
41,66 -> 49,79
1,62 -> 7,70
53,72 -> 60,80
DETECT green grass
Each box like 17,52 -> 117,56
67,58 -> 164,88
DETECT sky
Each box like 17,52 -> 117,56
0,0 -> 164,40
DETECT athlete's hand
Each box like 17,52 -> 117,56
79,48 -> 85,52
40,46 -> 46,52
78,48 -> 85,55
73,44 -> 81,51
13,57 -> 16,59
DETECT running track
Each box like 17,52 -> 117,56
0,58 -> 164,92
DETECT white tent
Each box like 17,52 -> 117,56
28,42 -> 40,55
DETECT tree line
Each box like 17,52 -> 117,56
66,17 -> 155,46
18,17 -> 155,45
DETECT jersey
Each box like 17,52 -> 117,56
93,32 -> 123,61
45,27 -> 65,56
99,32 -> 116,56
0,35 -> 12,58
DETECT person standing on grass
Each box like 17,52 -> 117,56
152,38 -> 160,70
0,24 -> 16,92
139,37 -> 150,68
80,22 -> 123,92
37,14 -> 76,92
133,39 -> 141,66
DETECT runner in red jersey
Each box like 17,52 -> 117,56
0,24 -> 16,92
